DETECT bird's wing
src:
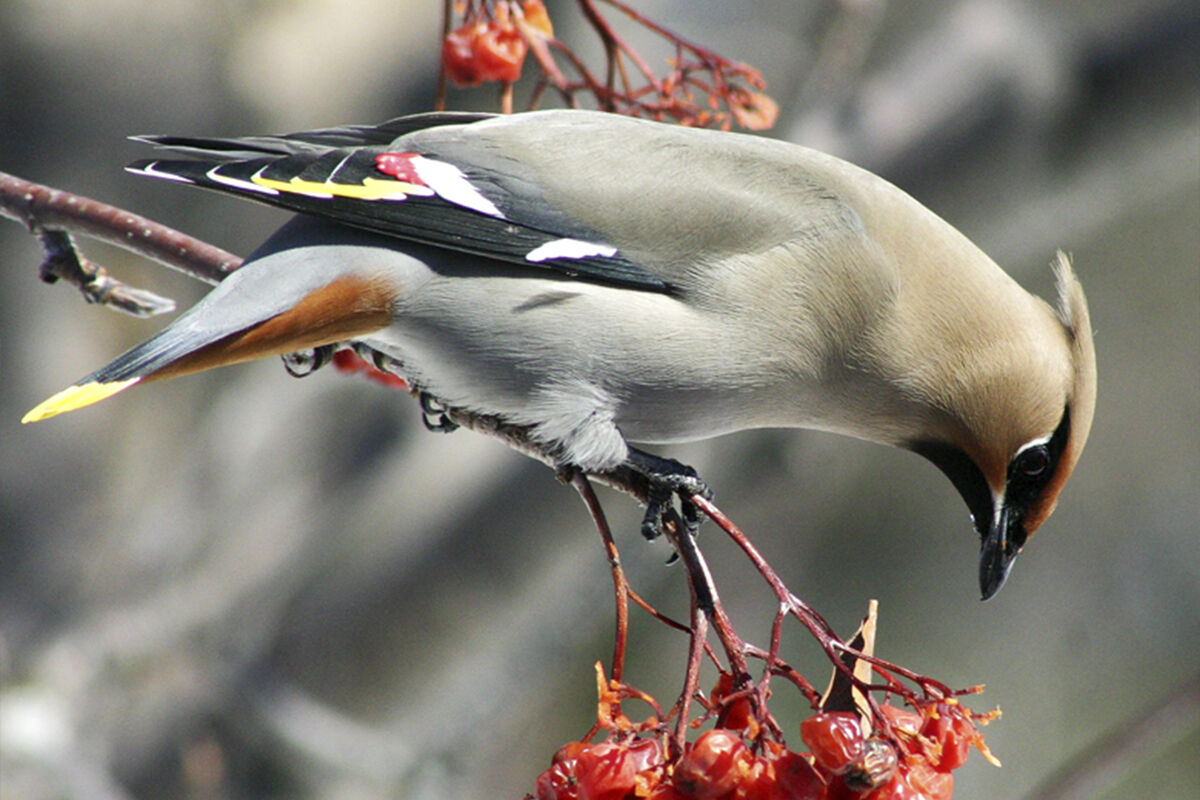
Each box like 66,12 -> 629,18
127,112 -> 669,291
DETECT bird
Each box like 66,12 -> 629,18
22,110 -> 1096,600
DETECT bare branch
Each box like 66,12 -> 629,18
35,228 -> 176,318
1,170 -> 242,291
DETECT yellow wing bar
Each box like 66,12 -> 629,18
251,175 -> 433,201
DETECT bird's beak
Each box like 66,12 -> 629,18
979,505 -> 1022,600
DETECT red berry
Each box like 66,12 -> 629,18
442,22 -> 487,86
573,742 -> 639,800
801,713 -> 864,773
733,747 -> 826,800
674,729 -> 753,798
730,757 -> 775,800
442,3 -> 528,87
920,705 -> 972,772
902,761 -> 954,800
768,744 -> 825,798
555,742 -> 589,763
535,760 -> 578,800
625,737 -> 663,773
877,704 -> 923,738
711,673 -> 756,733
647,786 -> 691,800
473,23 -> 527,83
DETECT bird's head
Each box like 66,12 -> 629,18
912,252 -> 1096,599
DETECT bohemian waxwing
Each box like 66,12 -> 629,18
23,110 -> 1097,599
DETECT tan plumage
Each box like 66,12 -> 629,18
23,111 -> 1097,598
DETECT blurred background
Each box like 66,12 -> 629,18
1,1 -> 1197,798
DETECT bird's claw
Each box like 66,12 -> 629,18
626,449 -> 711,542
419,392 -> 459,433
280,345 -> 335,377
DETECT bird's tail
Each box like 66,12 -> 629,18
23,248 -> 397,423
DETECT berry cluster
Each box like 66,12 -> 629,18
442,0 -> 552,86
331,349 -> 408,389
436,0 -> 775,129
532,700 -> 988,800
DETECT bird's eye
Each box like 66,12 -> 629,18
1015,445 -> 1050,478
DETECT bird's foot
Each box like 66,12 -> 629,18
280,344 -> 335,377
626,448 -> 712,542
353,343 -> 405,377
419,392 -> 460,433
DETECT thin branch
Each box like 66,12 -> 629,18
674,570 -> 709,755
436,0 -> 452,110
34,228 -> 176,318
580,0 -> 662,93
571,472 -> 630,683
1025,673 -> 1200,800
1,170 -> 241,287
439,0 -> 775,129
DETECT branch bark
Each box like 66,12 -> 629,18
1,170 -> 242,316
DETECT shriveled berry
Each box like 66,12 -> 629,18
877,704 -> 923,738
574,742 -> 639,800
625,737 -> 663,773
902,760 -> 954,800
712,672 -> 755,732
801,712 -> 864,773
473,23 -> 527,83
921,705 -> 972,772
841,738 -> 899,791
442,22 -> 487,86
535,760 -> 578,800
674,729 -> 754,798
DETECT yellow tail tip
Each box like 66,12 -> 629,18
22,378 -> 139,423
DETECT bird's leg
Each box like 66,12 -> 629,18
418,392 -> 460,433
280,344 -> 335,377
356,343 -> 405,378
338,344 -> 456,433
624,448 -> 711,542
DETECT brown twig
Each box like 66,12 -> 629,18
689,493 -> 962,742
674,563 -> 710,754
1,170 -> 242,288
436,0 -> 453,111
442,400 -> 975,750
33,228 -> 176,318
570,472 -> 630,683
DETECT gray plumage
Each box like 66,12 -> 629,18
25,111 -> 1097,598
